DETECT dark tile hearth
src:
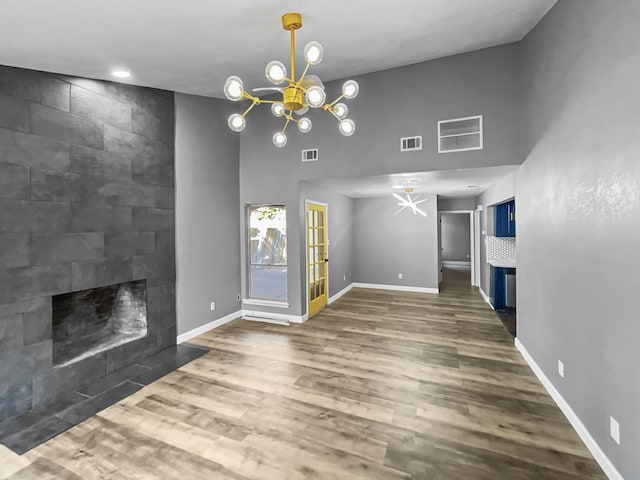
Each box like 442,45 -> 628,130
0,343 -> 208,454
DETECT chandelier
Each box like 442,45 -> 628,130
223,12 -> 359,147
393,188 -> 428,216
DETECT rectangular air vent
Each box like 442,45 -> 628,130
438,115 -> 483,153
301,148 -> 319,162
400,136 -> 422,152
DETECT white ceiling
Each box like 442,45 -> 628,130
306,165 -> 520,199
0,0 -> 556,98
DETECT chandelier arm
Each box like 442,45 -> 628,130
323,106 -> 342,122
281,116 -> 292,134
328,94 -> 345,108
297,64 -> 311,85
241,99 -> 260,117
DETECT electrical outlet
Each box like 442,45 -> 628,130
343,275 -> 346,281
610,416 -> 620,445
558,360 -> 565,378
237,294 -> 241,301
398,273 -> 403,279
210,302 -> 216,311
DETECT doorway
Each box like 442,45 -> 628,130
438,210 -> 476,286
306,201 -> 328,318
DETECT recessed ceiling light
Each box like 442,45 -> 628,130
111,70 -> 131,79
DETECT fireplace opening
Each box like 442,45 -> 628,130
52,279 -> 148,367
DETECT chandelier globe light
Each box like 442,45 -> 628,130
223,12 -> 359,147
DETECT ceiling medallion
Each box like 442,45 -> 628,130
223,12 -> 359,147
393,188 -> 428,216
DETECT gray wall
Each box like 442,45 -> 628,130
175,93 -> 241,336
437,197 -> 476,211
239,44 -> 523,316
440,213 -> 470,262
353,195 -> 438,289
518,1 -> 639,477
0,66 -> 176,420
299,183 -> 354,305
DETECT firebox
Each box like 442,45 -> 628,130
51,279 -> 148,367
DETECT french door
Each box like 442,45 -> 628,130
306,202 -> 327,317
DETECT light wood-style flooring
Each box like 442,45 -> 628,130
0,270 -> 605,479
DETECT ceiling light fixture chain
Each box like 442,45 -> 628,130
224,12 -> 359,147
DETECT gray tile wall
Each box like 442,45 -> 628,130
0,65 -> 176,421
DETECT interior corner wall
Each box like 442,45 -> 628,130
299,183 -> 354,307
174,93 -> 241,337
518,0 -> 640,477
353,195 -> 438,290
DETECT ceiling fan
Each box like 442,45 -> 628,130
393,188 -> 428,216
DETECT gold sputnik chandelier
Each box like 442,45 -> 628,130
223,12 -> 359,147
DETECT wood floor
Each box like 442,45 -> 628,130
0,270 -> 605,479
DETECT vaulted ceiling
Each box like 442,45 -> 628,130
1,0 -> 556,97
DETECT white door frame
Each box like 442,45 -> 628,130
438,210 -> 476,286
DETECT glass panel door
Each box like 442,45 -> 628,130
307,202 -> 327,317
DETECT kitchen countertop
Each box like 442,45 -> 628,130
488,259 -> 516,268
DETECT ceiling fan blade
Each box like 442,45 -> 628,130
252,87 -> 284,93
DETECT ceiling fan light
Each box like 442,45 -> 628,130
338,118 -> 355,136
271,103 -> 286,117
342,80 -> 359,99
305,85 -> 326,108
298,118 -> 312,133
227,113 -> 246,132
304,41 -> 324,65
333,103 -> 348,120
224,76 -> 244,101
273,131 -> 287,147
265,60 -> 287,85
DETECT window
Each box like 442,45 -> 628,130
247,204 -> 287,302
438,115 -> 483,153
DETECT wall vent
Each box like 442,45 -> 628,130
400,136 -> 422,152
438,115 -> 483,153
301,148 -> 319,162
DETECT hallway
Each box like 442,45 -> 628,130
2,283 -> 605,479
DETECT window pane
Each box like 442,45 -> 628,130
248,204 -> 287,301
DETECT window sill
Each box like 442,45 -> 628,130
242,299 -> 290,309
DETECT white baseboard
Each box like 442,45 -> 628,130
329,284 -> 353,304
443,260 -> 471,267
515,339 -> 624,480
242,309 -> 307,324
352,283 -> 439,294
479,287 -> 494,309
177,310 -> 241,344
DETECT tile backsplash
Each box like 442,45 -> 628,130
487,236 -> 516,262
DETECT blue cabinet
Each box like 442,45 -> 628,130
495,200 -> 515,237
492,266 -> 516,310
